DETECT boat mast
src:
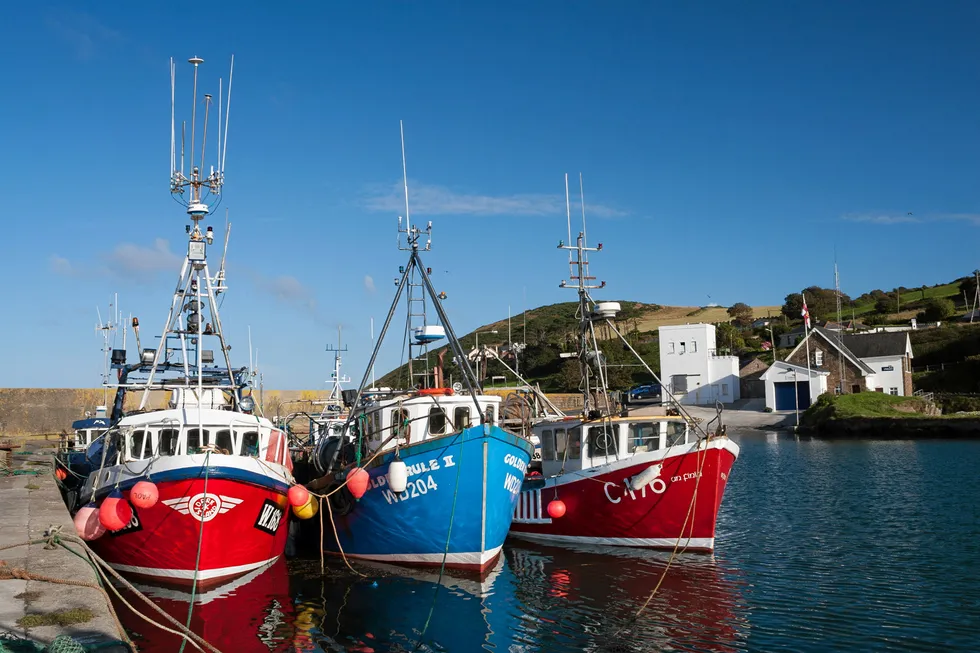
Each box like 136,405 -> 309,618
138,55 -> 239,410
558,173 -> 606,417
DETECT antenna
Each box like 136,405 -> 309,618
370,317 -> 376,387
221,55 -> 234,174
189,56 -> 202,179
248,325 -> 254,379
400,119 -> 411,233
565,173 -> 572,266
170,58 -> 176,179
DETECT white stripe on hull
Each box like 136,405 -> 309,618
340,544 -> 503,566
509,532 -> 715,550
108,556 -> 280,580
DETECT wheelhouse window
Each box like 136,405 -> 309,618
587,425 -> 618,458
186,429 -> 208,454
556,427 -> 581,460
665,421 -> 687,447
391,408 -> 410,443
366,412 -> 381,442
453,406 -> 471,430
239,430 -> 259,456
541,429 -> 555,460
628,422 -> 660,453
129,430 -> 148,459
159,429 -> 179,456
428,407 -> 448,436
214,429 -> 233,454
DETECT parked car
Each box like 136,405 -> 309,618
627,383 -> 662,402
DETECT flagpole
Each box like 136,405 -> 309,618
803,291 -> 813,413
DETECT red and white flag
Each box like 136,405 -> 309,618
801,295 -> 811,329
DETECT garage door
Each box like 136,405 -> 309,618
774,381 -> 811,410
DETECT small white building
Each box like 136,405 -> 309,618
761,362 -> 829,411
659,324 -> 740,405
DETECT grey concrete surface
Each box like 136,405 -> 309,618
0,447 -> 130,651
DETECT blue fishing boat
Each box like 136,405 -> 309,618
306,122 -> 533,572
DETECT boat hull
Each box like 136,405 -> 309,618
325,425 -> 533,572
510,438 -> 738,551
88,461 -> 291,590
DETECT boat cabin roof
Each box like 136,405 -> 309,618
115,407 -> 273,430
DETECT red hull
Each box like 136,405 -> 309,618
92,477 -> 290,590
510,440 -> 738,550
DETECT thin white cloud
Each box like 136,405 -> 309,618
105,239 -> 181,278
362,181 -> 628,219
364,275 -> 376,294
842,212 -> 980,226
842,213 -> 920,225
49,255 -> 79,277
250,273 -> 325,324
45,10 -> 121,60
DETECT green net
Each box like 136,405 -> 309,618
45,636 -> 85,653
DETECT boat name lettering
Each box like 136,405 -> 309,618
254,499 -> 284,535
381,475 -> 439,504
503,454 -> 528,474
670,472 -> 702,483
109,503 -> 142,537
503,472 -> 521,496
603,477 -> 668,504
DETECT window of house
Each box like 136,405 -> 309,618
159,429 -> 179,456
587,425 -> 617,458
679,342 -> 687,354
668,342 -> 675,354
672,374 -> 689,393
541,429 -> 555,460
627,422 -> 660,453
453,406 -> 471,430
722,383 -> 729,396
428,407 -> 448,436
214,429 -> 233,454
882,365 -> 894,372
814,350 -> 823,366
391,408 -> 410,442
889,387 -> 899,396
691,341 -> 698,353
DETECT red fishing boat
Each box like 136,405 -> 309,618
74,54 -> 296,589
510,180 -> 739,551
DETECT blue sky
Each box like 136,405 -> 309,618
3,1 -> 980,389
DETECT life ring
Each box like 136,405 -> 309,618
418,388 -> 454,396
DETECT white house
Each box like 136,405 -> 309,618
659,324 -> 740,405
761,362 -> 829,411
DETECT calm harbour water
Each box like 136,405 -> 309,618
123,433 -> 980,652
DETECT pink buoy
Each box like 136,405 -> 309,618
130,480 -> 159,509
74,504 -> 105,541
99,490 -> 133,531
347,468 -> 370,500
288,484 -> 310,507
547,499 -> 567,519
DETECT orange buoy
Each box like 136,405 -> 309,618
417,387 -> 453,396
547,499 -> 567,519
130,480 -> 159,509
99,490 -> 133,531
347,468 -> 370,500
288,484 -> 310,507
73,504 -> 105,541
55,467 -> 67,481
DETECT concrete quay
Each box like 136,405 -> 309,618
0,442 -> 129,652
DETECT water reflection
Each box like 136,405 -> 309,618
116,558 -> 296,652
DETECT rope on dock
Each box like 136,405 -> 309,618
0,530 -> 225,653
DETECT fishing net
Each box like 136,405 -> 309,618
0,632 -> 96,652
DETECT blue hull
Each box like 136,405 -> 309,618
327,425 -> 533,571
